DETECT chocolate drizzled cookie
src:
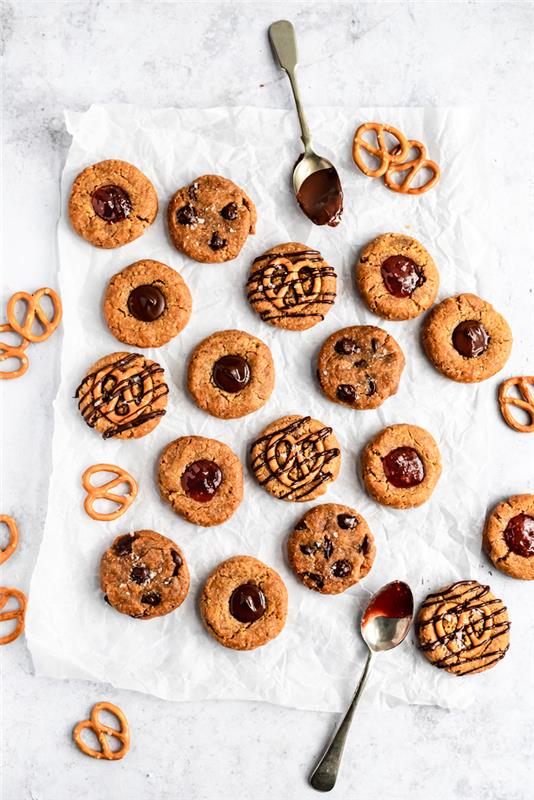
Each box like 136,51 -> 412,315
76,352 -> 168,439
417,580 -> 510,675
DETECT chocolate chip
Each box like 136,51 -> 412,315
113,534 -> 137,557
295,519 -> 308,531
323,536 -> 334,560
171,550 -> 182,576
362,535 -> 370,555
188,183 -> 198,200
371,338 -> 379,352
176,204 -> 197,225
209,231 -> 227,250
336,384 -> 357,403
354,359 -> 367,368
130,565 -> 150,585
337,513 -> 358,529
141,591 -> 161,606
220,202 -> 238,220
335,338 -> 358,355
331,559 -> 352,578
103,594 -> 111,605
300,543 -> 315,555
304,572 -> 325,589
366,375 -> 377,396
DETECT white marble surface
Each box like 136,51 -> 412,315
1,2 -> 534,799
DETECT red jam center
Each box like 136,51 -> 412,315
381,255 -> 423,298
382,447 -> 425,488
91,185 -> 132,222
181,459 -> 222,503
452,320 -> 489,358
504,514 -> 534,557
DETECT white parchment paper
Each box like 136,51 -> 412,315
26,104 -> 506,712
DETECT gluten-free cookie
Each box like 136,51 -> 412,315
250,415 -> 341,502
199,555 -> 288,650
357,233 -> 439,320
422,293 -> 512,383
187,329 -> 275,419
103,260 -> 192,348
100,530 -> 190,619
287,503 -> 376,594
167,175 -> 256,263
76,352 -> 168,439
317,325 -> 405,409
483,494 -> 534,580
361,423 -> 441,508
158,436 -> 243,526
417,580 -> 510,675
246,242 -> 336,330
68,160 -> 158,249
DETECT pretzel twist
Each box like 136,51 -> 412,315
0,323 -> 29,380
384,139 -> 441,195
7,287 -> 62,344
0,515 -> 19,565
352,122 -> 410,178
73,702 -> 130,760
82,464 -> 138,521
0,587 -> 27,645
499,376 -> 534,433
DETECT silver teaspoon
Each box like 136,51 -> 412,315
309,581 -> 414,792
268,20 -> 343,227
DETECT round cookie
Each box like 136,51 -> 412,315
100,530 -> 190,619
103,260 -> 192,348
199,555 -> 288,650
287,503 -> 376,594
317,325 -> 405,410
250,414 -> 341,502
417,580 -> 510,675
422,293 -> 512,383
187,329 -> 275,419
361,423 -> 441,509
68,159 -> 158,249
246,242 -> 336,330
357,233 -> 439,320
75,352 -> 168,439
158,436 -> 243,526
167,174 -> 256,263
483,494 -> 534,580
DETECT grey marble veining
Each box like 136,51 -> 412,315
1,2 -> 534,799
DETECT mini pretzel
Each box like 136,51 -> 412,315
499,376 -> 534,433
384,139 -> 440,195
352,122 -> 410,178
82,463 -> 138,521
0,516 -> 19,565
0,587 -> 27,645
7,287 -> 62,344
73,702 -> 130,760
0,322 -> 29,380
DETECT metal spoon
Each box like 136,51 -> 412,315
309,581 -> 414,792
268,20 -> 343,227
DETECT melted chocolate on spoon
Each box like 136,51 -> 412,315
296,167 -> 343,227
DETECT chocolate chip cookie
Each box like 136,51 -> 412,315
167,175 -> 256,263
68,160 -> 158,249
158,436 -> 243,526
357,233 -> 439,320
199,555 -> 288,650
483,494 -> 534,580
417,580 -> 510,675
250,415 -> 341,502
187,330 -> 275,419
103,260 -> 192,348
287,503 -> 376,594
361,423 -> 441,508
100,530 -> 190,619
246,242 -> 336,330
76,352 -> 168,439
422,293 -> 512,382
317,325 -> 405,409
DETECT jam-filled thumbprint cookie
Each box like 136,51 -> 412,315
483,494 -> 534,580
68,160 -> 158,248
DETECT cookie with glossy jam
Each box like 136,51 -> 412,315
483,494 -> 534,579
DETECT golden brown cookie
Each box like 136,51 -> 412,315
356,233 -> 439,320
158,436 -> 243,526
287,503 -> 376,594
68,160 -> 158,249
316,325 -> 405,409
422,293 -> 512,383
100,530 -> 190,619
199,555 -> 288,650
483,494 -> 534,580
187,329 -> 275,419
167,175 -> 256,263
417,580 -> 510,675
75,352 -> 168,439
361,423 -> 441,509
250,415 -> 341,502
246,242 -> 336,330
103,260 -> 192,348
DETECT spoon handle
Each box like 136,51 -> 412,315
268,20 -> 313,153
309,650 -> 375,792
